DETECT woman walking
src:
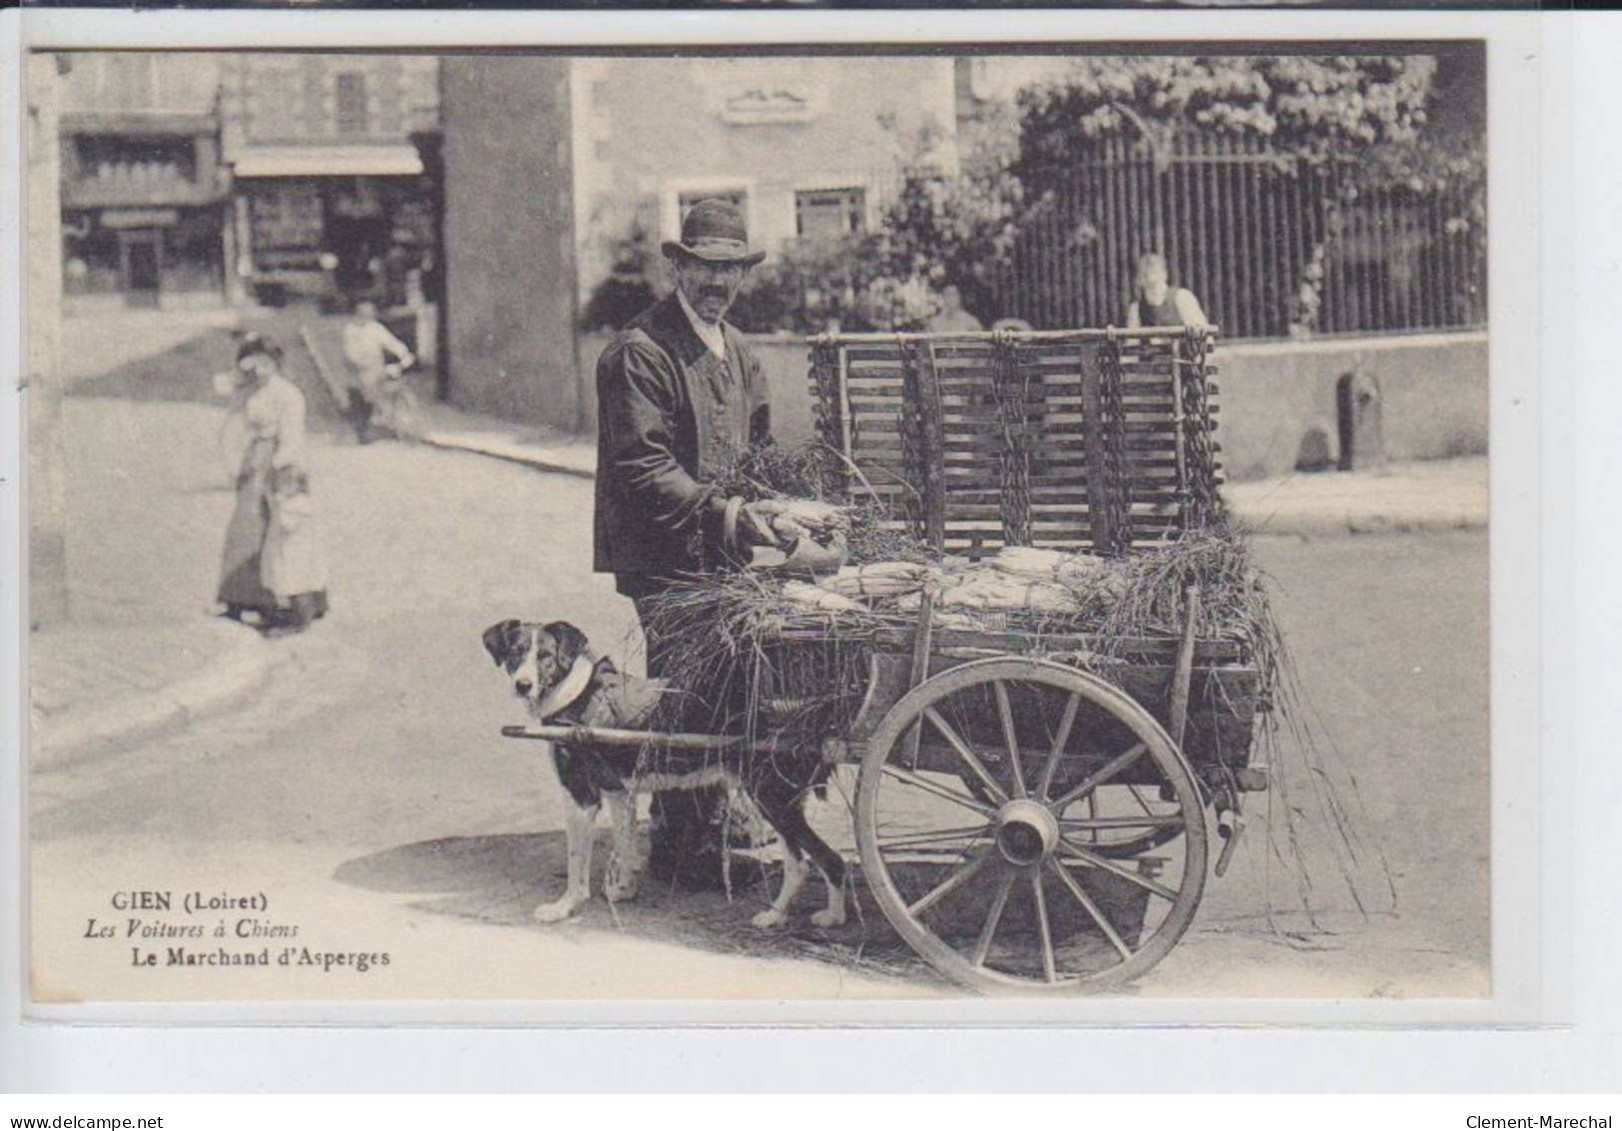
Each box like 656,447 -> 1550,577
215,334 -> 329,634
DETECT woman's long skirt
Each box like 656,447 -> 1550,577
216,439 -> 277,612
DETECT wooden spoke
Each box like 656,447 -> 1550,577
855,657 -> 1210,993
877,823 -> 995,852
880,764 -> 997,817
992,681 -> 1026,799
971,871 -> 1015,969
1048,858 -> 1134,961
1058,814 -> 1186,831
907,849 -> 995,918
1057,836 -> 1180,902
1031,873 -> 1058,983
900,719 -> 923,770
1035,692 -> 1081,803
1128,784 -> 1158,814
923,707 -> 1009,805
1048,742 -> 1148,811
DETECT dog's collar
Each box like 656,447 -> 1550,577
534,652 -> 599,722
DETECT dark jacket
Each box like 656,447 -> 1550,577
593,294 -> 772,595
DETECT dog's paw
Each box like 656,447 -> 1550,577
810,905 -> 847,930
533,894 -> 586,924
750,908 -> 788,930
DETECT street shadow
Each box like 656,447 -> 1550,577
333,831 -> 939,982
70,327 -> 239,405
69,314 -> 354,436
335,831 -> 1149,988
334,832 -> 565,927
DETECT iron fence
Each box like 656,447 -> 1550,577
991,134 -> 1486,340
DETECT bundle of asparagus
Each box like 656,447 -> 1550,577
778,580 -> 868,616
816,561 -> 942,600
894,571 -> 1085,615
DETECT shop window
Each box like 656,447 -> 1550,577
74,135 -> 196,186
249,184 -> 324,270
795,187 -> 866,240
163,211 -> 225,294
63,220 -> 122,296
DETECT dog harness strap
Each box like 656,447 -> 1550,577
534,654 -> 600,723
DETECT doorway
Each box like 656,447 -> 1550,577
325,181 -> 391,298
119,231 -> 162,309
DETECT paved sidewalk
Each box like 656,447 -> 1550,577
414,400 -> 596,478
1224,456 -> 1487,537
29,618 -> 288,771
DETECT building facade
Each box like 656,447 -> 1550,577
569,55 -> 959,303
439,54 -> 959,430
219,54 -> 441,307
58,53 -> 230,310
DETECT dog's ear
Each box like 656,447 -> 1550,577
482,619 -> 524,667
543,621 -> 590,670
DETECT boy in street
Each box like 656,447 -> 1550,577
341,300 -> 415,444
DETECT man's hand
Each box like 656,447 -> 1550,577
749,498 -> 846,531
736,501 -> 783,549
752,498 -> 848,545
723,497 -> 848,555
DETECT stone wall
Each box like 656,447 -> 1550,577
574,329 -> 1488,482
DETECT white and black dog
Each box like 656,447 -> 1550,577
483,618 -> 847,929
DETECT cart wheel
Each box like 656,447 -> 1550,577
855,657 -> 1207,992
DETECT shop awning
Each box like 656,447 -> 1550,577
231,145 -> 424,178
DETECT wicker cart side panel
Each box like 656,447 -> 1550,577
808,341 -> 844,459
819,330 -> 1223,558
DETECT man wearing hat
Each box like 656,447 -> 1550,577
593,198 -> 781,889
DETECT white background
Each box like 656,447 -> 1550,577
0,5 -> 1615,1095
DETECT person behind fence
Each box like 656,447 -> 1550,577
215,334 -> 329,635
341,299 -> 415,444
593,197 -> 784,891
927,284 -> 984,333
1125,252 -> 1207,330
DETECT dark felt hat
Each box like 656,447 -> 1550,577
235,332 -> 283,365
662,198 -> 766,266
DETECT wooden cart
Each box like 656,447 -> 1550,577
507,326 -> 1270,992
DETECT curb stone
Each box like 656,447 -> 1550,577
1233,507 -> 1488,539
418,432 -> 595,480
31,632 -> 292,772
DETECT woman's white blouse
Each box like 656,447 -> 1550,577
245,374 -> 309,471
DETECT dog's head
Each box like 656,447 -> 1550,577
482,619 -> 592,713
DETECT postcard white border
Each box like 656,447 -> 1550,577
1,3 -> 1609,1089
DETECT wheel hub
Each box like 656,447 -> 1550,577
994,799 -> 1059,866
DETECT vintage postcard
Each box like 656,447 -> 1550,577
11,13 -> 1548,1022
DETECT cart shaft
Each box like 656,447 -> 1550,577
499,723 -> 788,756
